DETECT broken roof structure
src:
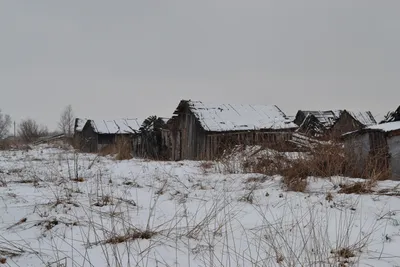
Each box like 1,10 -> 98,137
294,110 -> 341,137
381,106 -> 400,123
294,110 -> 341,129
173,100 -> 297,132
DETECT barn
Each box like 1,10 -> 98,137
343,121 -> 400,180
74,118 -> 142,153
165,100 -> 298,161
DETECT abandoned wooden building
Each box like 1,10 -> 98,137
330,110 -> 376,139
294,110 -> 376,139
74,118 -> 142,153
294,110 -> 342,138
381,106 -> 400,123
342,121 -> 400,180
165,100 -> 298,161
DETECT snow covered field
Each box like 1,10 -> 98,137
0,145 -> 400,267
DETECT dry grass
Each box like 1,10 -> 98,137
115,136 -> 132,160
93,195 -> 113,207
103,229 -> 157,245
98,144 -> 117,156
338,181 -> 375,194
231,141 -> 389,193
199,161 -> 214,174
97,137 -> 133,160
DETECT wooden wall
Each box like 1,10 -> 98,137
78,123 -> 98,153
344,131 -> 391,178
330,111 -> 363,139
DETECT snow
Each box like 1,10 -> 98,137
186,100 -> 297,131
1,145 -> 400,266
346,110 -> 376,126
366,121 -> 400,132
90,119 -> 143,134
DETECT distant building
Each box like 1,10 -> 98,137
165,100 -> 298,160
74,118 -> 142,153
343,121 -> 400,180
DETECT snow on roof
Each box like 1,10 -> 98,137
381,106 -> 400,123
180,100 -> 297,132
75,118 -> 88,132
345,110 -> 376,126
343,121 -> 400,138
365,121 -> 400,133
301,110 -> 341,128
90,119 -> 143,134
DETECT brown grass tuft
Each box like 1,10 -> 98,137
338,181 -> 375,194
104,229 -> 157,244
325,192 -> 334,202
332,247 -> 356,259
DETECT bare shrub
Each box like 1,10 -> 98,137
18,118 -> 48,143
0,140 -> 11,151
0,109 -> 11,139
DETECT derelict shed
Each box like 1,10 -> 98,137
381,106 -> 400,123
76,118 -> 142,153
343,121 -> 400,180
330,110 -> 376,139
167,100 -> 298,161
294,110 -> 341,138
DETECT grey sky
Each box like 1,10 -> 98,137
1,1 -> 399,131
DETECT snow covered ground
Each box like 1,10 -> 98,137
0,145 -> 400,266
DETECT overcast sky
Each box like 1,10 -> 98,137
1,1 -> 399,131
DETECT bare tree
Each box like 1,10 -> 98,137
18,119 -> 49,143
58,105 -> 75,137
0,109 -> 12,139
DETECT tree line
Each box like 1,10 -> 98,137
0,105 -> 75,143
